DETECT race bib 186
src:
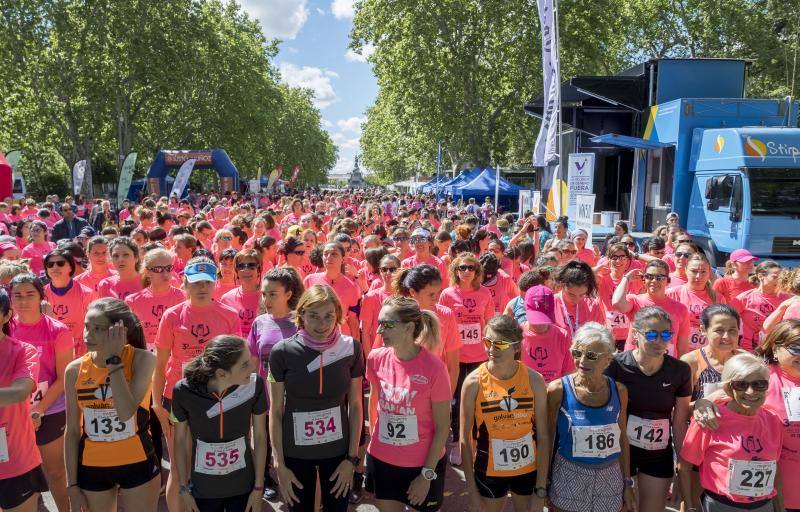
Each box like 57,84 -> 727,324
491,433 -> 535,472
292,407 -> 343,446
194,437 -> 247,475
378,412 -> 419,446
626,415 -> 669,451
728,459 -> 776,498
83,408 -> 135,442
571,424 -> 621,458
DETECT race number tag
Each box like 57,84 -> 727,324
458,323 -> 481,345
83,408 -> 135,442
491,433 -> 535,472
378,412 -> 419,446
292,407 -> 343,446
30,381 -> 49,407
689,327 -> 707,350
605,311 -> 629,330
728,459 -> 776,498
0,427 -> 8,463
783,387 -> 800,422
626,415 -> 669,450
194,437 -> 247,475
571,424 -> 621,458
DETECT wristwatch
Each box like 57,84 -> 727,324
421,467 -> 437,481
105,355 -> 122,366
623,478 -> 635,488
179,483 -> 192,496
534,486 -> 547,498
346,455 -> 360,466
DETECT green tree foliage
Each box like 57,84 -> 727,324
0,0 -> 336,198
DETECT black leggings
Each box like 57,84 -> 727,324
195,492 -> 250,512
284,455 -> 348,512
451,361 -> 482,441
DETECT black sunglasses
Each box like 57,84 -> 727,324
147,264 -> 174,274
380,267 -> 398,274
458,265 -> 477,272
236,262 -> 259,271
45,260 -> 68,269
730,380 -> 769,392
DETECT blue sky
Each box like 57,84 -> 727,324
238,0 -> 378,177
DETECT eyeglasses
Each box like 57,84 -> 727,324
571,348 -> 607,361
641,329 -> 673,342
147,264 -> 174,274
643,274 -> 668,281
483,338 -> 519,350
379,266 -> 398,274
45,260 -> 68,269
675,251 -> 692,259
730,380 -> 769,392
378,320 -> 401,330
236,262 -> 259,271
609,254 -> 628,261
457,265 -> 477,272
779,344 -> 800,356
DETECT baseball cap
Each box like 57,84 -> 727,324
184,261 -> 217,283
729,249 -> 758,263
524,285 -> 555,325
285,225 -> 303,239
0,242 -> 17,256
410,228 -> 431,240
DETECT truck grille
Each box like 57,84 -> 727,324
772,237 -> 800,254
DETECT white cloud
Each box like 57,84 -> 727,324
316,7 -> 326,15
336,116 -> 365,133
278,63 -> 338,108
344,43 -> 375,63
239,0 -> 309,40
331,132 -> 360,150
331,0 -> 355,19
321,119 -> 334,128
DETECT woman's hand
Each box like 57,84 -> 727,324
692,398 -> 721,429
406,474 -> 431,506
622,486 -> 638,512
276,464 -> 303,506
67,485 -> 89,512
180,492 -> 201,512
624,269 -> 643,281
152,404 -> 173,440
328,458 -> 355,498
99,320 -> 127,363
245,489 -> 263,512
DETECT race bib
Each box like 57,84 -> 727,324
728,459 -> 776,498
0,427 -> 8,463
605,310 -> 629,330
378,412 -> 419,446
626,415 -> 669,450
571,424 -> 621,458
292,407 -> 343,446
783,387 -> 800,422
83,408 -> 135,442
491,433 -> 535,472
458,323 -> 481,345
194,437 -> 247,475
30,381 -> 49,407
689,327 -> 707,349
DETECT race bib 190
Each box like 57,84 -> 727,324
458,323 -> 481,345
728,459 -> 776,498
83,408 -> 135,442
292,407 -> 343,446
571,424 -> 620,458
194,437 -> 247,475
491,433 -> 535,472
378,412 -> 419,446
626,415 -> 669,451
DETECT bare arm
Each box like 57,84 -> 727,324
459,373 -> 480,497
251,412 -> 267,489
345,377 -> 363,458
445,349 -> 459,392
151,347 -> 170,409
530,370 -> 550,489
0,377 -> 34,406
268,380 -> 287,468
671,395 -> 691,454
612,271 -> 641,314
423,400 -> 450,469
63,362 -> 82,487
546,379 -> 564,469
173,420 -> 193,487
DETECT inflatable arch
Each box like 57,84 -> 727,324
145,149 -> 239,197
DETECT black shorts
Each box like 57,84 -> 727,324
36,410 -> 66,445
629,445 -> 674,479
0,465 -> 49,509
194,491 -> 250,512
473,469 -> 536,498
365,454 -> 446,511
77,455 -> 161,492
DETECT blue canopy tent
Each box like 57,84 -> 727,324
442,167 -> 482,195
454,167 -> 522,209
419,175 -> 446,193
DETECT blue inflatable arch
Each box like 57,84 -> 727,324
145,149 -> 239,197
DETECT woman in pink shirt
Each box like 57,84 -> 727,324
479,252 -> 517,314
713,249 -> 757,303
75,236 -> 116,292
360,254 -> 399,353
303,242 -> 361,339
596,242 -> 641,350
680,353 -> 785,511
213,248 -> 238,300
220,249 -> 263,338
299,229 -> 319,276
551,260 -> 604,338
668,242 -> 698,288
732,261 -> 789,352
97,237 -> 143,301
43,248 -> 97,357
572,229 -> 598,267
20,221 -> 56,276
667,253 -> 725,351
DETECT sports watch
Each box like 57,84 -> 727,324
105,355 -> 122,366
534,486 -> 547,498
421,467 -> 437,481
346,455 -> 360,466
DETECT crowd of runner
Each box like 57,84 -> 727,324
0,190 -> 798,512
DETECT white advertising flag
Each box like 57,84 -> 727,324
170,159 -> 196,198
532,191 -> 541,215
518,190 -> 532,217
72,160 -> 87,195
566,153 -> 595,219
576,194 -> 596,241
533,0 -> 560,167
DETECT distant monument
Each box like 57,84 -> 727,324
347,155 -> 368,189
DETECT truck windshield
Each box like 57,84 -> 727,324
749,168 -> 800,216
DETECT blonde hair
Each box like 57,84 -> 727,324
381,296 -> 440,353
0,260 -> 30,283
295,284 -> 344,329
778,268 -> 800,295
721,353 -> 769,385
449,253 -> 482,290
141,248 -> 173,287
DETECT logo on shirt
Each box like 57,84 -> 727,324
463,298 -> 477,309
96,377 -> 113,400
191,323 -> 211,341
759,304 -> 775,316
527,346 -> 549,366
410,374 -> 429,385
53,304 -> 69,317
741,435 -> 764,454
240,309 -> 254,322
151,304 -> 166,318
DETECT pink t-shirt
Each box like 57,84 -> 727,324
520,322 -> 574,383
666,285 -> 725,351
75,267 -> 117,293
97,275 -> 144,302
219,287 -> 261,338
576,247 -> 598,267
10,315 -> 72,415
623,294 -> 690,356
669,270 -> 688,288
213,280 -> 237,301
366,347 -> 451,467
763,365 -> 800,508
552,293 -> 604,338
303,273 -> 361,315
681,405 -> 783,504
44,282 -> 97,357
731,289 -> 790,351
360,288 -> 392,353
155,300 -> 242,399
438,286 -> 495,363
0,337 -> 41,479
785,300 -> 800,320
482,272 -> 517,313
597,273 -> 641,341
21,241 -> 57,275
713,277 -> 755,304
401,254 -> 449,288
125,287 -> 186,350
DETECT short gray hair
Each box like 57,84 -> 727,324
572,322 -> 615,353
721,353 -> 769,384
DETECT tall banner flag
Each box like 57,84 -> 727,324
169,159 -> 196,198
533,0 -> 560,167
5,150 -> 21,172
266,165 -> 283,191
575,194 -> 596,240
289,165 -> 301,186
72,160 -> 87,196
116,152 -> 138,208
566,153 -> 595,219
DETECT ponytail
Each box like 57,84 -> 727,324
724,259 -> 735,276
183,335 -> 247,385
416,310 -> 441,353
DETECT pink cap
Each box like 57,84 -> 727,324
729,249 -> 758,263
524,285 -> 555,325
0,242 -> 16,255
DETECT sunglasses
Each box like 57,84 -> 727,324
675,251 -> 693,259
483,338 -> 519,350
236,262 -> 259,271
609,254 -> 628,261
780,344 -> 800,356
458,265 -> 477,272
45,260 -> 68,269
730,380 -> 769,392
571,348 -> 607,361
147,264 -> 174,274
378,320 -> 401,330
643,274 -> 668,281
641,329 -> 673,342
379,266 -> 398,274
292,250 -> 305,256
393,236 -> 409,242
